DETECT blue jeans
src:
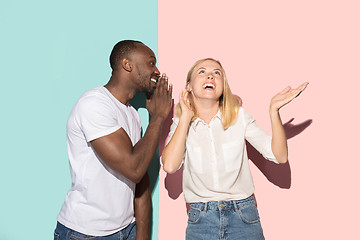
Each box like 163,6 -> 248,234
54,221 -> 137,240
186,195 -> 265,240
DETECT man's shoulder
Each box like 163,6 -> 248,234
78,86 -> 107,101
74,86 -> 114,108
68,87 -> 113,119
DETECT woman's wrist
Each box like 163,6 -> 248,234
269,104 -> 280,115
180,112 -> 193,124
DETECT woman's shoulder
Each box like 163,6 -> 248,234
236,106 -> 247,117
232,106 -> 255,127
237,106 -> 253,117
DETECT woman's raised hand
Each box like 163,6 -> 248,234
270,82 -> 309,112
179,90 -> 195,121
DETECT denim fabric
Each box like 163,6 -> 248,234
186,195 -> 265,240
54,221 -> 137,240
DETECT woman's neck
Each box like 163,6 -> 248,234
194,99 -> 220,124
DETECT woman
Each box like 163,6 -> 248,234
161,58 -> 308,239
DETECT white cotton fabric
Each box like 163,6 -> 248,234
167,107 -> 278,203
57,86 -> 141,236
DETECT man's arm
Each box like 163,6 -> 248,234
91,76 -> 172,183
134,172 -> 151,240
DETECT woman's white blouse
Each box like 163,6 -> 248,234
167,107 -> 278,203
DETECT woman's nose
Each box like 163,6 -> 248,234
207,74 -> 214,79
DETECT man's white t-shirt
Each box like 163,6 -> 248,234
57,86 -> 141,236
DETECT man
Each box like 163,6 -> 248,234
54,40 -> 172,239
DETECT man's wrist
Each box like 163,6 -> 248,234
149,114 -> 166,126
135,228 -> 150,240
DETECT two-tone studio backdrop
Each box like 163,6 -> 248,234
1,1 -> 359,239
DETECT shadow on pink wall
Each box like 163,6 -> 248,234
247,118 -> 313,189
162,117 -> 313,204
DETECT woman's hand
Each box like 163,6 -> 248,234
179,90 -> 195,121
270,82 -> 309,112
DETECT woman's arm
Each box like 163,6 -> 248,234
269,82 -> 308,163
161,90 -> 194,173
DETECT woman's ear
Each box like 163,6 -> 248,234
186,84 -> 192,93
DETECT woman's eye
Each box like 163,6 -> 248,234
199,70 -> 205,74
215,71 -> 221,75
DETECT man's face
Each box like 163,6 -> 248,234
130,44 -> 160,94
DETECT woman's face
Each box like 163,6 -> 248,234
188,60 -> 224,103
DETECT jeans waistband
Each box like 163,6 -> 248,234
189,195 -> 255,211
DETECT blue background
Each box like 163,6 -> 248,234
0,1 -> 159,239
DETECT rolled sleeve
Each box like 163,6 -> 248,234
242,109 -> 278,163
160,117 -> 184,168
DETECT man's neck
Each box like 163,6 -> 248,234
104,76 -> 135,106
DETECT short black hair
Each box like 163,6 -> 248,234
109,40 -> 143,70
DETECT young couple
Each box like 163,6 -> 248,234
55,40 -> 307,240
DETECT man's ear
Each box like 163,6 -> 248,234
121,59 -> 132,72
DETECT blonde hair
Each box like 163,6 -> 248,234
175,58 -> 239,129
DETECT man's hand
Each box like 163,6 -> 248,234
146,73 -> 173,120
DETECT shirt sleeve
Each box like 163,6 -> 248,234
75,95 -> 123,142
159,117 -> 183,167
241,108 -> 278,163
167,117 -> 179,142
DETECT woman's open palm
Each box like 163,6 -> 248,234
270,82 -> 309,111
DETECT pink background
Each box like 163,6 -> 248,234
158,1 -> 360,239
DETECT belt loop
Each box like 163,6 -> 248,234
204,202 -> 208,212
232,200 -> 238,212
